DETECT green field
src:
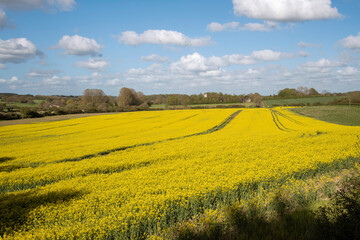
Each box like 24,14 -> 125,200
264,96 -> 344,107
4,100 -> 44,108
150,102 -> 255,109
290,105 -> 360,126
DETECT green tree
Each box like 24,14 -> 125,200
278,88 -> 298,98
308,88 -> 319,96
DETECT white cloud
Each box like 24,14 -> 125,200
27,69 -> 60,77
141,54 -> 171,63
0,76 -> 22,89
337,66 -> 359,76
233,0 -> 341,22
170,50 -> 305,74
123,52 -> 329,93
73,72 -> 123,87
171,53 -> 217,72
207,21 -> 278,32
56,35 -> 102,56
251,50 -> 282,61
0,63 -> 6,69
340,33 -> 360,52
207,22 -> 240,32
0,38 -> 40,65
300,58 -> 342,69
75,58 -> 110,71
251,49 -> 308,61
42,75 -> 62,85
297,41 -> 322,48
241,21 -> 279,31
105,78 -> 122,86
8,76 -> 20,83
16,57 -> 356,95
221,54 -> 256,65
118,29 -> 212,47
0,0 -> 76,11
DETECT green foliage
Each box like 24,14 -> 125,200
350,91 -> 360,102
276,86 -> 320,99
20,108 -> 42,118
146,92 -> 247,106
169,170 -> 360,240
317,172 -> 360,240
278,88 -> 299,98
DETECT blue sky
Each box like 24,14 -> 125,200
0,0 -> 360,96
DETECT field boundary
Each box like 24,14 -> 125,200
0,112 -> 122,127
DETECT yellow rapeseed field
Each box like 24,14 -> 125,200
0,108 -> 359,239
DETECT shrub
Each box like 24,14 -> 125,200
312,102 -> 323,106
317,172 -> 360,240
20,108 -> 42,118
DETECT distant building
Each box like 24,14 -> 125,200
203,93 -> 208,98
243,98 -> 251,103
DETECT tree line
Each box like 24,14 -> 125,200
0,87 -> 149,120
0,86 -> 359,120
144,92 -> 262,106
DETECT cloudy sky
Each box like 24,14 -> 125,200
0,0 -> 359,96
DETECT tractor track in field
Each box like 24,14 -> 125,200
0,110 -> 242,193
13,110 -> 241,169
57,110 -> 241,163
272,109 -> 307,126
269,109 -> 292,132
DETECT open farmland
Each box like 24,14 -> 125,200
290,105 -> 360,126
263,96 -> 343,107
1,108 -> 360,239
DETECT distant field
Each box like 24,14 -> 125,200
150,102 -> 255,109
290,105 -> 360,126
4,100 -> 44,108
264,96 -> 343,107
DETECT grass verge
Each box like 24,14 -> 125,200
290,106 -> 360,126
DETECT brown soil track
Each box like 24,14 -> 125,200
0,112 -> 121,127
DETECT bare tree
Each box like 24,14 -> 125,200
249,93 -> 263,107
117,87 -> 144,107
82,89 -> 108,106
297,86 -> 309,96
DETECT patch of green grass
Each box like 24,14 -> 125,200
190,102 -> 255,107
5,100 -> 44,108
290,105 -> 360,126
150,102 -> 255,109
150,104 -> 166,109
264,96 -> 343,107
